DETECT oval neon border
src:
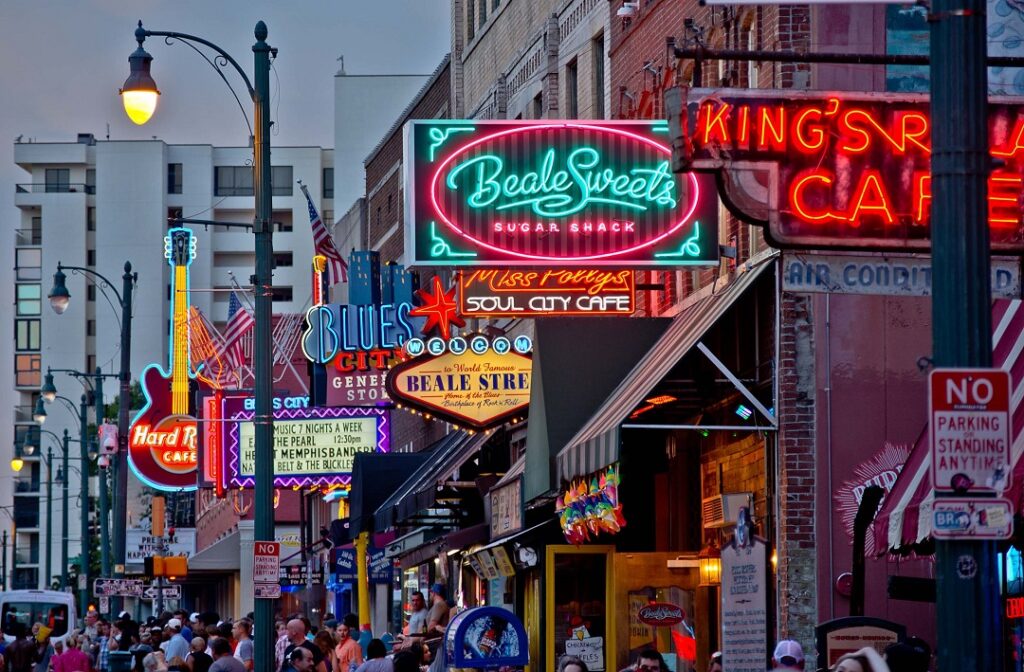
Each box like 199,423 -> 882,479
428,122 -> 702,262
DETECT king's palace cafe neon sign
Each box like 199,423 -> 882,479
684,90 -> 1024,251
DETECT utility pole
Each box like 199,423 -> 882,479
45,447 -> 53,589
94,369 -> 110,580
929,0 -> 1002,667
61,430 -> 70,591
78,394 -> 90,616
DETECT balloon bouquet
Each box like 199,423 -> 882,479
556,464 -> 626,545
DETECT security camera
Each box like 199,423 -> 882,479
617,2 -> 638,18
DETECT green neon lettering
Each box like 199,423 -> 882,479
445,146 -> 677,217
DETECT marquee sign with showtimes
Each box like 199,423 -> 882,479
404,120 -> 720,266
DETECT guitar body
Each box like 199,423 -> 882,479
128,364 -> 200,489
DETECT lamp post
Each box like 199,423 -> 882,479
32,427 -> 74,590
121,22 -> 276,671
47,263 -> 135,607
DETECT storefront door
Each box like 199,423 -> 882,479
546,545 -> 615,672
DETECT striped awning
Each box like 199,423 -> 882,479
556,257 -> 776,483
873,299 -> 1024,552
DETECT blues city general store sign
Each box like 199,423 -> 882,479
404,120 -> 719,266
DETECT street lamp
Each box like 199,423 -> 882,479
47,261 -> 135,602
40,373 -> 56,403
120,30 -> 160,125
33,398 -> 47,425
123,21 -> 276,670
47,267 -> 70,315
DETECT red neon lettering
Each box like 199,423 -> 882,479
701,103 -> 732,145
838,110 -> 872,153
789,172 -> 834,222
792,107 -> 826,153
913,172 -> 932,224
989,172 -> 1023,227
757,106 -> 786,151
737,106 -> 751,146
993,118 -> 1024,159
898,112 -> 931,154
848,170 -> 895,225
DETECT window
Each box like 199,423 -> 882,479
271,286 -> 293,302
87,284 -> 96,302
593,34 -> 606,119
85,169 -> 96,194
87,249 -> 96,266
323,168 -> 334,199
44,169 -> 70,193
215,166 -> 254,196
87,319 -> 95,337
28,216 -> 42,245
271,166 -> 293,196
493,0 -> 500,9
16,285 -> 40,316
86,355 -> 96,373
479,0 -> 487,26
467,0 -> 475,40
87,207 -> 96,232
168,163 -> 183,194
273,252 -> 294,268
566,59 -> 579,118
15,354 -> 40,387
2,602 -> 68,638
15,320 -> 40,352
533,92 -> 543,119
15,249 -> 41,281
387,194 -> 393,213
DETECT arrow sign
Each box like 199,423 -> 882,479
141,585 -> 182,600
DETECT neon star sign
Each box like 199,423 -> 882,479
404,120 -> 720,266
683,89 -> 1024,251
410,276 -> 465,339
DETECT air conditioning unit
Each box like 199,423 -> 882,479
702,493 -> 753,528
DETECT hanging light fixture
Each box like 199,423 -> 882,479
698,542 -> 722,586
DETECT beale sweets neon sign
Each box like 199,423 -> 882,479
404,121 -> 720,266
684,89 -> 1024,251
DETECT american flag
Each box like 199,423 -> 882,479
300,182 -> 348,284
222,291 -> 255,368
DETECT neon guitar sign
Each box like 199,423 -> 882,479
404,120 -> 720,266
129,227 -> 201,491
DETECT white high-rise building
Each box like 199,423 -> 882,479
11,133 -> 331,590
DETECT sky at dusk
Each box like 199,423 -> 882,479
0,0 -> 451,214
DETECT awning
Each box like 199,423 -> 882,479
494,455 -> 525,488
556,257 -> 776,483
188,530 -> 240,571
349,451 -> 435,539
873,299 -> 1024,552
374,431 -> 490,529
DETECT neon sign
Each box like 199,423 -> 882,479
301,302 -> 417,365
221,395 -> 389,488
459,269 -> 634,317
684,89 -> 1024,250
386,348 -> 532,429
129,227 -> 202,491
404,120 -> 720,266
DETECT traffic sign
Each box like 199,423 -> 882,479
140,585 -> 182,600
932,498 -> 1014,540
93,578 -> 144,597
929,368 -> 1012,492
254,583 -> 281,599
253,541 -> 280,584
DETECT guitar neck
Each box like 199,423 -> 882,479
171,264 -> 190,415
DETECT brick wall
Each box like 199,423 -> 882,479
700,432 -> 767,524
364,61 -> 451,261
778,291 -> 817,666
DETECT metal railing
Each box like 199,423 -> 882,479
15,228 -> 41,245
16,183 -> 95,195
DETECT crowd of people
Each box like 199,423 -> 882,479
555,636 -> 933,672
0,609 -> 436,672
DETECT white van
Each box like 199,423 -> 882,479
0,590 -> 76,644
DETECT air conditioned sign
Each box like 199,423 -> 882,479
459,269 -> 635,317
404,120 -> 719,266
386,349 -> 531,429
684,90 -> 1024,251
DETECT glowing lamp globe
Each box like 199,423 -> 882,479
120,24 -> 160,125
10,457 -> 24,473
48,268 -> 71,315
